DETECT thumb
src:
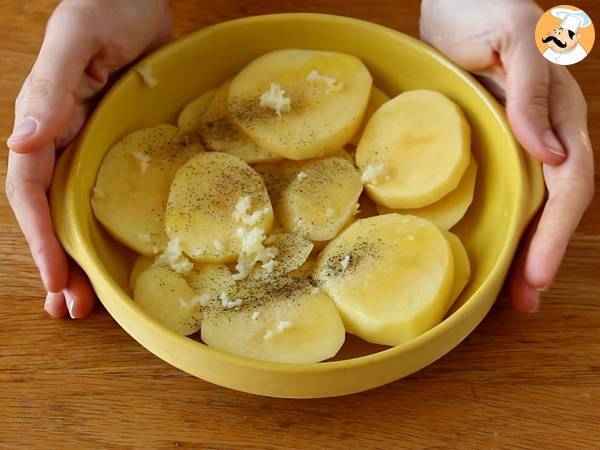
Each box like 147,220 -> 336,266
503,38 -> 566,165
7,6 -> 97,153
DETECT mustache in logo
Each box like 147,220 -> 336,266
542,35 -> 567,48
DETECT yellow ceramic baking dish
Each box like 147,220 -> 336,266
50,13 -> 544,398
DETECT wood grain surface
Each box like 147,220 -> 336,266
1,1 -> 599,448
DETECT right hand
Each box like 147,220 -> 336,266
420,0 -> 594,312
5,0 -> 171,318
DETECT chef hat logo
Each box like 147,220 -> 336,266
535,5 -> 595,66
551,7 -> 592,33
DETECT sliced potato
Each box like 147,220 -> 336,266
92,125 -> 201,255
228,49 -> 372,160
253,148 -> 354,207
356,90 -> 471,209
201,277 -> 345,363
253,160 -> 302,207
350,86 -> 390,146
200,80 -> 281,163
314,214 -> 454,346
377,157 -> 478,229
129,255 -> 154,292
288,255 -> 317,278
444,231 -> 471,310
186,263 -> 235,298
278,156 -> 363,241
134,266 -> 202,335
252,232 -> 314,278
177,89 -> 216,134
165,152 -> 274,263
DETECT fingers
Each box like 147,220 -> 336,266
42,265 -> 96,319
44,291 -> 68,318
6,146 -> 69,293
509,225 -> 540,313
503,38 -> 566,165
524,68 -> 594,290
7,4 -> 97,153
524,131 -> 593,289
64,263 -> 96,319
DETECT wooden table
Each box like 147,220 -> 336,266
1,1 -> 599,448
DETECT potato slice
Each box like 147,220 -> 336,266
201,277 -> 345,363
252,232 -> 314,278
134,266 -> 203,336
377,157 -> 478,229
314,214 -> 454,346
278,156 -> 363,241
186,263 -> 235,298
444,231 -> 471,310
288,255 -> 317,278
356,90 -> 471,209
254,148 -> 354,205
177,89 -> 216,133
253,160 -> 301,207
350,86 -> 390,146
165,152 -> 274,263
228,49 -> 372,160
200,80 -> 281,163
91,125 -> 201,255
129,255 -> 154,292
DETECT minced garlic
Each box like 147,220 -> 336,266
191,248 -> 204,258
213,240 -> 224,253
231,227 -> 278,280
276,320 -> 293,332
361,163 -> 387,185
232,195 -> 269,226
132,151 -> 150,174
261,259 -> 277,273
154,237 -> 194,275
263,320 -> 293,341
263,330 -> 274,341
340,255 -> 351,271
307,70 -> 344,93
259,82 -> 291,117
179,293 -> 210,310
218,292 -> 243,310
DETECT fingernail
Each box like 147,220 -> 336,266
44,295 -> 52,315
65,292 -> 76,319
543,130 -> 566,157
8,116 -> 38,142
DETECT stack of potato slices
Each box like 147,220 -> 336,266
92,49 -> 476,362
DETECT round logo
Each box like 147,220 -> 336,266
535,5 -> 594,65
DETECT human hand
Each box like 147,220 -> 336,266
5,0 -> 171,318
420,0 -> 594,311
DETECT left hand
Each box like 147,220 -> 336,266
420,0 -> 594,312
